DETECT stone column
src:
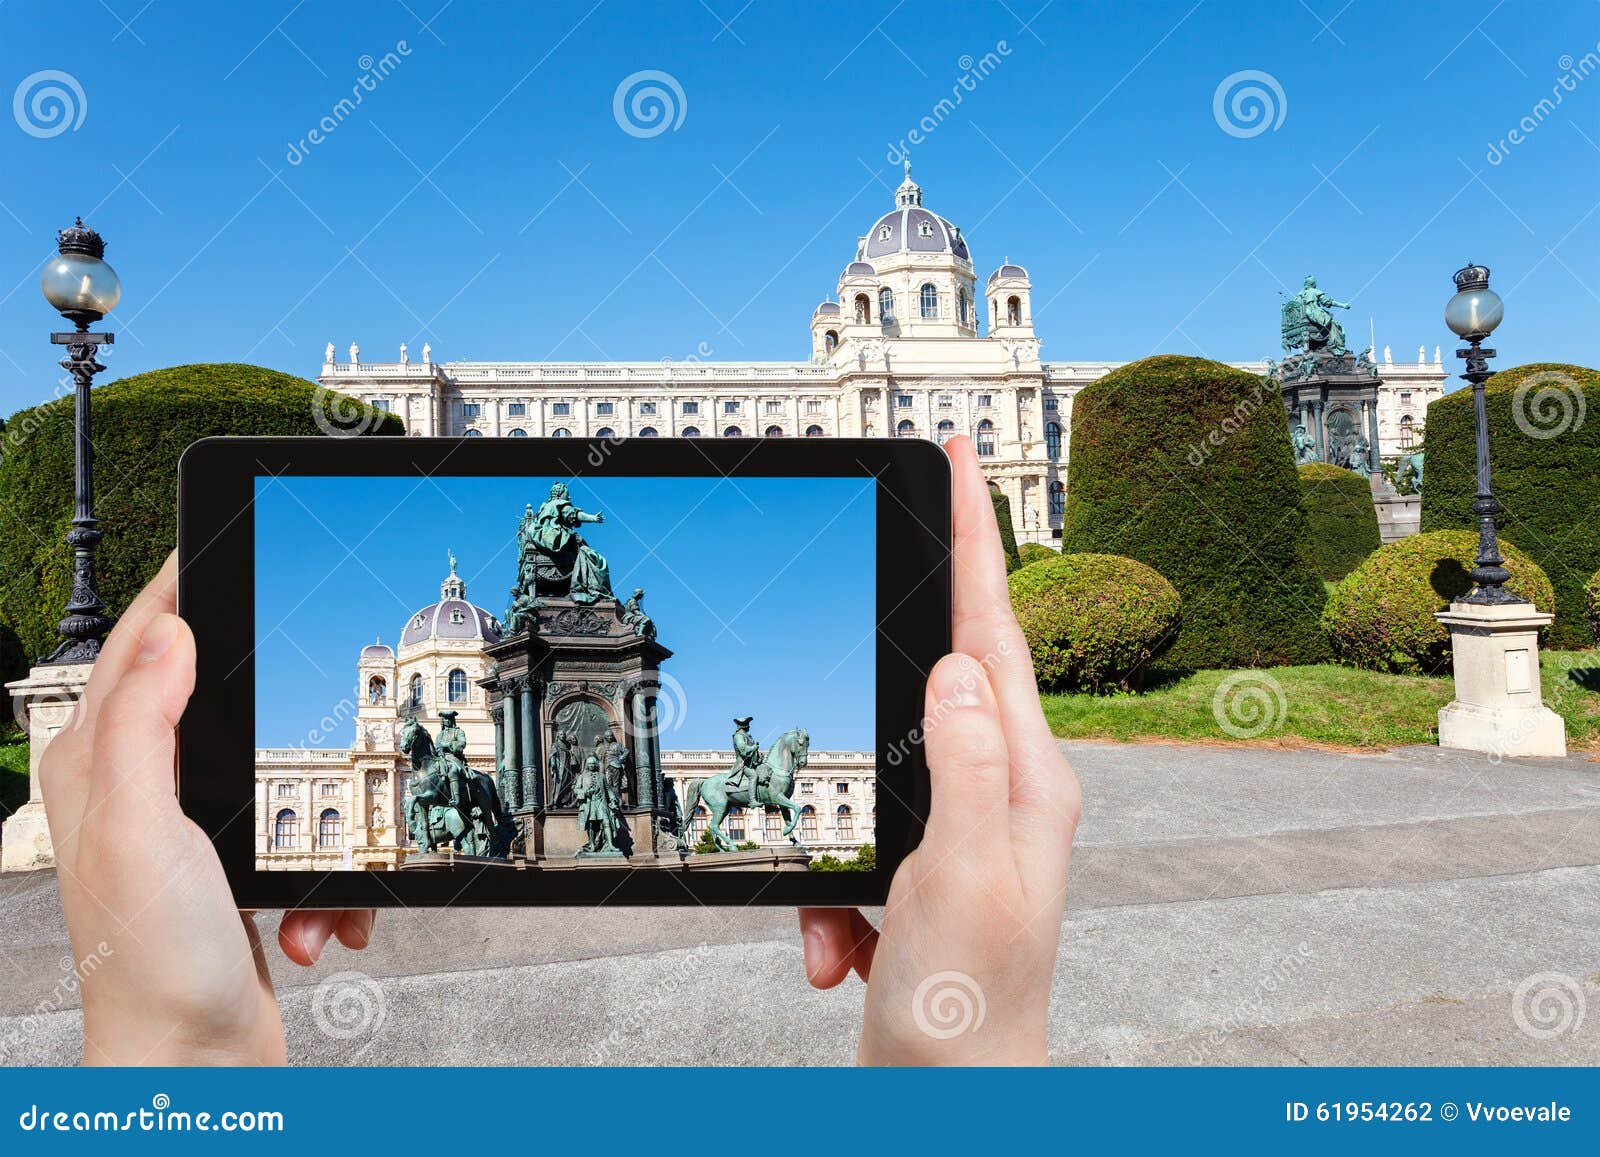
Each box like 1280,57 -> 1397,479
1310,399 -> 1326,458
647,694 -> 665,811
1,662 -> 92,872
632,688 -> 657,811
519,680 -> 542,810
490,703 -> 508,808
501,687 -> 521,811
1364,397 -> 1382,473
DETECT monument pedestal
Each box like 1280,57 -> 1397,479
2,661 -> 92,873
1435,601 -> 1567,758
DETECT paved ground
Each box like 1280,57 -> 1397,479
3,740 -> 1598,1066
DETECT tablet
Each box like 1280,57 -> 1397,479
176,436 -> 949,907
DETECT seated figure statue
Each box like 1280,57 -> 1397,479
517,484 -> 615,604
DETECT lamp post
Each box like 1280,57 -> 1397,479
1443,262 -> 1517,605
40,218 -> 121,664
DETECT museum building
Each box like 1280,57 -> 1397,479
318,164 -> 1447,544
253,559 -> 876,870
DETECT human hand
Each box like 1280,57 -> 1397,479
798,437 -> 1081,1064
39,552 -> 376,1065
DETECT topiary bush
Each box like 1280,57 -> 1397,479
1007,552 -> 1182,693
1420,362 -> 1600,648
1018,541 -> 1056,567
1298,462 -> 1382,581
1062,355 -> 1327,668
991,487 -> 1022,572
0,364 -> 402,679
1587,568 -> 1600,646
1323,529 -> 1555,675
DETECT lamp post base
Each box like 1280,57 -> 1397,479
1434,601 -> 1567,759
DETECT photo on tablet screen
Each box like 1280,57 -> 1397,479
253,474 -> 875,875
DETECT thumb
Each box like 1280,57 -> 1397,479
87,613 -> 196,819
921,653 -> 1009,853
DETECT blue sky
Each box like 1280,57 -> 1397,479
253,474 -> 876,749
0,0 -> 1595,416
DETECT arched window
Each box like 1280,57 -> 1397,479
463,429 -> 483,438
976,419 -> 996,457
1048,479 -> 1065,519
920,283 -> 939,319
681,426 -> 701,438
853,294 -> 870,324
958,286 -> 969,325
764,810 -> 784,841
508,428 -> 527,438
805,424 -> 825,437
936,419 -> 955,444
690,805 -> 708,839
1399,415 -> 1416,447
800,806 -> 818,840
367,676 -> 386,704
896,419 -> 916,439
639,426 -> 658,437
824,331 -> 838,353
723,425 -> 743,438
1045,420 -> 1062,460
878,287 -> 894,321
551,427 -> 571,438
1007,295 -> 1021,326
319,808 -> 342,848
447,668 -> 468,703
726,806 -> 745,842
595,426 -> 615,439
765,425 -> 783,438
408,673 -> 424,710
835,803 -> 854,838
274,809 -> 298,849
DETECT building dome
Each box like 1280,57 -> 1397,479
844,261 -> 877,277
814,300 -> 841,316
361,638 -> 395,660
989,262 -> 1029,283
859,161 -> 969,262
399,555 -> 502,647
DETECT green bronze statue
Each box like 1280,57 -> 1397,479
528,483 -> 613,603
1282,275 -> 1351,355
621,587 -> 656,638
575,752 -> 624,855
400,714 -> 510,858
1291,423 -> 1320,464
683,726 -> 811,852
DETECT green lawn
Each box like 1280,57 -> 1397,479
0,734 -> 29,820
1041,651 -> 1600,750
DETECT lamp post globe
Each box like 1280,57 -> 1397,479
1447,263 -> 1518,606
41,218 -> 119,664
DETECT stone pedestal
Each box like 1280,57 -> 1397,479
1278,351 -> 1383,474
2,662 -> 92,873
1435,602 -> 1567,758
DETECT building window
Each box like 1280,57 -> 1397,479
1048,479 -> 1065,519
639,401 -> 657,415
690,805 -> 708,840
835,781 -> 849,794
1045,420 -> 1062,460
461,402 -> 481,420
552,402 -> 571,416
682,426 -> 701,438
507,402 -> 526,417
800,806 -> 818,840
372,398 -> 390,412
800,780 -> 814,795
976,393 -> 992,408
723,400 -> 740,415
920,283 -> 938,319
917,220 -> 934,237
835,804 -> 854,838
1400,391 -> 1413,403
463,429 -> 483,438
878,288 -> 894,320
896,419 -> 916,439
447,668 -> 468,703
449,607 -> 464,624
805,424 -> 824,437
274,809 -> 298,849
320,782 -> 337,798
639,426 -> 658,437
765,425 -> 783,437
596,426 -> 615,439
367,676 -> 386,704
276,782 -> 293,799
977,419 -> 996,457
765,810 -> 784,841
1044,395 -> 1059,412
937,419 -> 955,444
937,394 -> 953,408
682,401 -> 699,415
726,806 -> 745,842
596,402 -> 614,416
723,425 -> 743,438
764,400 -> 782,414
1399,415 -> 1416,447
878,224 -> 891,241
806,400 -> 823,414
509,428 -> 527,438
896,393 -> 913,409
319,809 -> 342,849
551,427 -> 571,438
409,673 -> 424,710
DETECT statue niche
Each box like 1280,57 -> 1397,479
547,698 -> 613,808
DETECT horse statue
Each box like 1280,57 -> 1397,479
399,716 -> 510,858
681,728 -> 810,852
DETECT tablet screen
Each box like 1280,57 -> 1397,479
251,474 -> 877,875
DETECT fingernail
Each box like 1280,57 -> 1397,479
137,614 -> 180,665
934,656 -> 984,709
302,920 -> 332,963
802,925 -> 824,977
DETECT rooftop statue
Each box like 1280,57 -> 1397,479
1281,275 -> 1351,356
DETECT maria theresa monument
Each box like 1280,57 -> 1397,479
317,162 -> 1447,544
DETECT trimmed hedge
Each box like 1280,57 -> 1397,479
1018,542 -> 1056,567
1587,568 -> 1600,646
1323,530 -> 1555,675
1007,552 -> 1181,693
1420,362 -> 1600,648
1298,462 -> 1382,581
991,488 -> 1022,572
0,364 -> 402,680
1062,355 -> 1328,668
